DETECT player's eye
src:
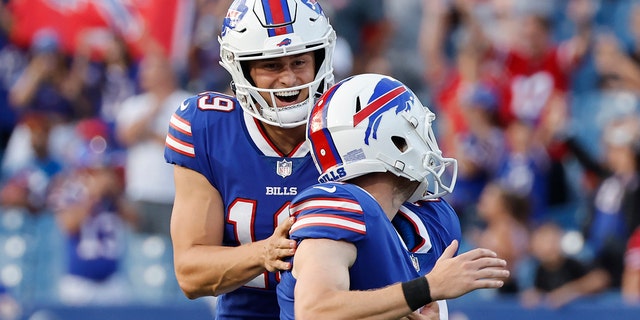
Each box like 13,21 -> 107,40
262,62 -> 280,71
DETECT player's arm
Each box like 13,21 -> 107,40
170,165 -> 295,298
293,238 -> 416,320
293,239 -> 509,320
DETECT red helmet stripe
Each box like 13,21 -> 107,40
308,83 -> 342,172
264,0 -> 294,36
353,85 -> 407,126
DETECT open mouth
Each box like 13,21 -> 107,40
274,89 -> 301,104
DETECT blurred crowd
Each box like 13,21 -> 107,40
414,0 -> 640,310
0,0 -> 639,316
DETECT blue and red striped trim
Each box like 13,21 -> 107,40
262,0 -> 294,36
308,83 -> 343,173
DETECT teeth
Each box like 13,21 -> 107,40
275,90 -> 300,97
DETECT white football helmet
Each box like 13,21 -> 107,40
219,0 -> 336,128
307,73 -> 458,201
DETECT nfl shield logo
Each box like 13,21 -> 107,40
276,159 -> 293,178
411,255 -> 420,273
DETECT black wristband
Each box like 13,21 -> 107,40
401,277 -> 432,311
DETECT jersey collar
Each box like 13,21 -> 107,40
243,111 -> 310,158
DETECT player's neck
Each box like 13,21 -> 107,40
260,122 -> 306,156
352,173 -> 406,221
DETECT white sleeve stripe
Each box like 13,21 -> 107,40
170,114 -> 192,135
291,216 -> 366,234
290,199 -> 362,215
166,134 -> 195,157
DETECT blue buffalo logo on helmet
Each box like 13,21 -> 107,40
302,0 -> 323,14
222,0 -> 249,36
276,38 -> 292,47
354,77 -> 415,145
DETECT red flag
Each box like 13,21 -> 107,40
7,0 -> 194,66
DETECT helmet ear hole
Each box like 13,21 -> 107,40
391,136 -> 408,152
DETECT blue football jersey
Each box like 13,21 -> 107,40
393,198 -> 462,275
277,182 -> 421,320
164,92 -> 318,320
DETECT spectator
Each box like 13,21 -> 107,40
115,49 -> 192,236
418,0 -> 504,158
47,118 -> 137,305
496,12 -> 588,211
521,221 -> 608,309
73,28 -> 139,134
326,0 -> 392,75
2,28 -> 89,178
426,2 -> 588,211
496,120 -> 550,223
450,84 -> 506,230
593,32 -> 640,93
471,181 -> 531,294
185,0 -> 231,94
0,114 -> 62,213
574,116 -> 640,290
383,0 -> 427,93
0,1 -> 26,165
9,28 -> 93,121
555,0 -> 599,94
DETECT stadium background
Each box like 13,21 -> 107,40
0,0 -> 640,319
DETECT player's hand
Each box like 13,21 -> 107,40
401,301 -> 440,320
407,301 -> 440,320
261,216 -> 297,272
426,240 -> 509,301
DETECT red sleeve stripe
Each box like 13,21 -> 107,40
290,215 -> 366,234
170,114 -> 192,136
166,133 -> 195,157
290,198 -> 363,217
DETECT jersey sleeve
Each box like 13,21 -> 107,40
164,95 -> 200,166
164,92 -> 232,182
289,184 -> 367,244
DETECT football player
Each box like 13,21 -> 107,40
277,73 -> 509,319
164,0 -> 335,319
